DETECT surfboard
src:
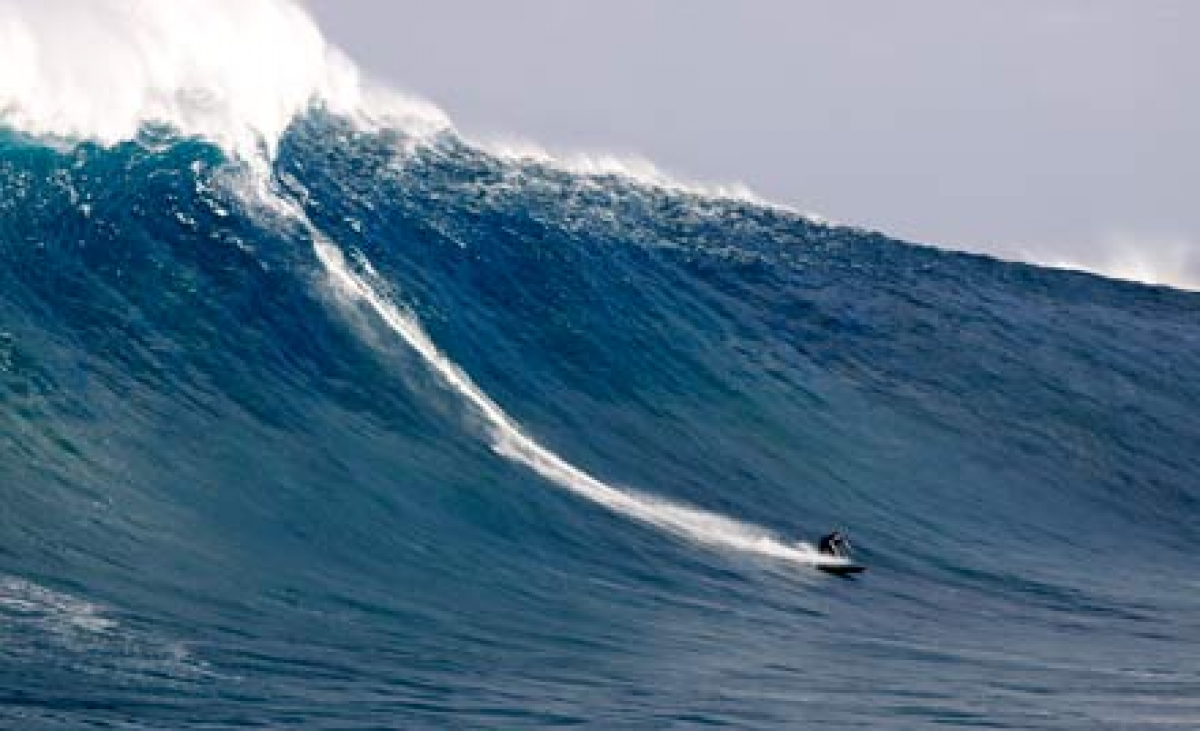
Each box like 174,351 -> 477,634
818,563 -> 866,577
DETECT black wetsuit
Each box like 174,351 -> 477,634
818,532 -> 847,557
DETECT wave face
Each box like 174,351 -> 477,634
3,7 -> 1200,730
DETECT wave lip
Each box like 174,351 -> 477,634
0,0 -> 446,162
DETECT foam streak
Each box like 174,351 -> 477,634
310,233 -> 838,568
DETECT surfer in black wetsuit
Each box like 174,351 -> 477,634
818,530 -> 850,557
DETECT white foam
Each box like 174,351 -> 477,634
1017,232 -> 1200,293
0,575 -> 213,680
0,575 -> 115,634
309,230 -> 841,569
480,135 -> 783,208
0,0 -> 828,215
0,0 -> 447,161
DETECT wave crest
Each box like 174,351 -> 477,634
0,0 -> 446,161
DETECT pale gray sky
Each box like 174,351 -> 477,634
305,1 -> 1199,290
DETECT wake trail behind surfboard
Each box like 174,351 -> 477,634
308,228 -> 844,570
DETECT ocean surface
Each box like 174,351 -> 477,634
2,4 -> 1200,729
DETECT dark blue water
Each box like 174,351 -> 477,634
1,114 -> 1198,729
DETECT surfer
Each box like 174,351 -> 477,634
818,530 -> 850,558
814,531 -> 864,576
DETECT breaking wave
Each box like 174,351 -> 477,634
2,1 -> 1198,727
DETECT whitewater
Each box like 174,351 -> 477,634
2,1 -> 1198,728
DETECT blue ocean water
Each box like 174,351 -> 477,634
1,110 -> 1198,729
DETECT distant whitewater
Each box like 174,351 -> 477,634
2,1 -> 1198,728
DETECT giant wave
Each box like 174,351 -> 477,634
2,1 -> 1199,728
